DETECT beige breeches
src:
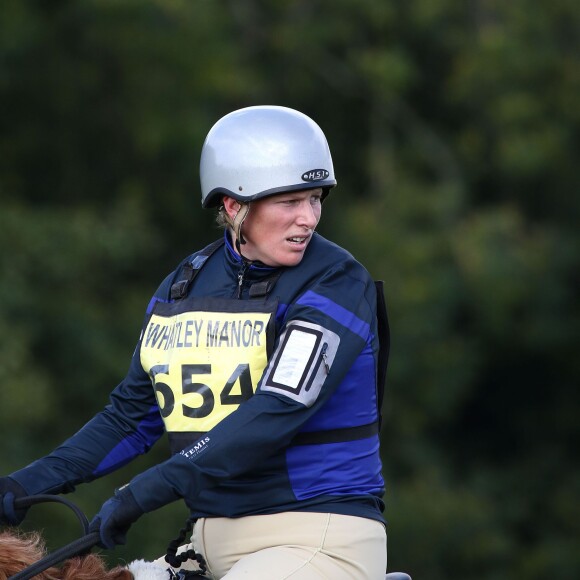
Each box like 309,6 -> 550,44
155,511 -> 386,579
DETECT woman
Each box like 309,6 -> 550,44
1,106 -> 389,579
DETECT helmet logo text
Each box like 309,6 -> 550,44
301,169 -> 330,182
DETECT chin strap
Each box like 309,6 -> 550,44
231,202 -> 250,255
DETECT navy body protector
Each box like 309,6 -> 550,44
169,239 -> 390,441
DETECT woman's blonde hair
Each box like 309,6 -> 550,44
215,205 -> 230,229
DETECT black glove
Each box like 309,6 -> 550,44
89,485 -> 144,550
0,477 -> 29,526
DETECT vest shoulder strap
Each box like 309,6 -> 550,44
248,271 -> 283,298
170,238 -> 224,300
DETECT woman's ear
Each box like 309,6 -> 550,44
222,196 -> 241,220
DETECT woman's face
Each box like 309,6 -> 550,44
231,188 -> 322,267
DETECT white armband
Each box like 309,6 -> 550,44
260,320 -> 340,407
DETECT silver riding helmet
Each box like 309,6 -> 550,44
200,105 -> 337,208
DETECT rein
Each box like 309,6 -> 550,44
7,494 -> 99,580
8,532 -> 101,580
6,495 -> 209,579
14,494 -> 90,534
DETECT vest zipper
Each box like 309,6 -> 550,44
304,342 -> 330,393
320,342 -> 330,374
237,261 -> 249,298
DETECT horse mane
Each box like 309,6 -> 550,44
0,530 -> 133,580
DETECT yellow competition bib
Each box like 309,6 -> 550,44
140,297 -> 276,435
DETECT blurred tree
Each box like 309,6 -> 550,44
0,0 -> 578,577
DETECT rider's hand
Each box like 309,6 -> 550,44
0,477 -> 29,526
89,485 -> 144,550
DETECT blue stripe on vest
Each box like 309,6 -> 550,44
286,437 -> 384,500
296,290 -> 370,340
298,342 -> 378,432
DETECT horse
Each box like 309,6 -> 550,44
0,529 -> 169,580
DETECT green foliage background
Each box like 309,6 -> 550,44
1,1 -> 578,577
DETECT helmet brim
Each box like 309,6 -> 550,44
202,180 -> 337,208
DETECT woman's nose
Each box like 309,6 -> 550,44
296,200 -> 319,228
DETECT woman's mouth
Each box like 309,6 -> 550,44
287,236 -> 309,245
